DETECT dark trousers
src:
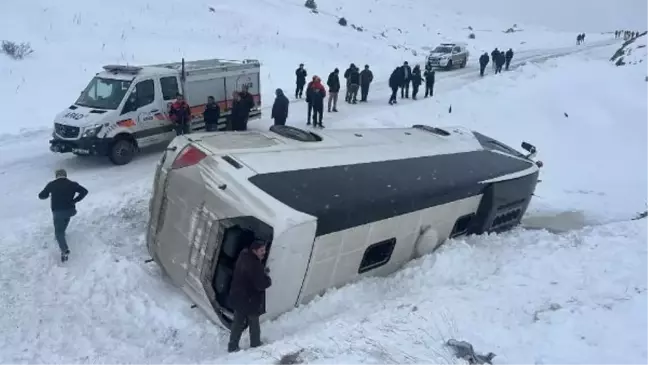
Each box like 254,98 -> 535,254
312,106 -> 323,126
53,209 -> 76,253
175,122 -> 190,135
496,64 -> 503,73
505,58 -> 512,70
230,118 -> 247,131
479,64 -> 487,76
295,83 -> 305,98
425,82 -> 434,97
307,102 -> 313,123
360,83 -> 370,101
389,86 -> 398,104
228,311 -> 261,352
412,84 -> 420,99
400,82 -> 410,98
273,118 -> 286,126
205,123 -> 218,132
348,84 -> 359,103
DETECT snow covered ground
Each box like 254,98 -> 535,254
0,0 -> 646,363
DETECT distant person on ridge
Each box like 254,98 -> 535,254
359,64 -> 374,102
504,48 -> 514,70
424,65 -> 436,97
479,52 -> 490,77
38,169 -> 88,262
271,88 -> 289,126
295,63 -> 307,99
326,68 -> 340,112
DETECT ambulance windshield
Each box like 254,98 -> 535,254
75,76 -> 132,110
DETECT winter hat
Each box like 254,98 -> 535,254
249,240 -> 266,251
55,169 -> 67,178
275,88 -> 283,96
334,68 -> 339,72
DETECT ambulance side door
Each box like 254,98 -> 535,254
120,78 -> 161,147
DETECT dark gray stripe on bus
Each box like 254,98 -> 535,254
248,149 -> 536,236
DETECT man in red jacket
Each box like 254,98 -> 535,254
169,93 -> 192,135
306,76 -> 326,128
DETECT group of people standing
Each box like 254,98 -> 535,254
479,48 -> 514,76
287,63 -> 376,127
576,33 -> 587,45
387,61 -> 436,105
169,87 -> 256,135
615,30 -> 642,40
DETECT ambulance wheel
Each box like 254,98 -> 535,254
460,59 -> 467,68
109,138 -> 136,165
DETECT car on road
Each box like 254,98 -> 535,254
427,42 -> 469,69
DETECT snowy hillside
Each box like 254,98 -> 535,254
0,0 -> 625,137
1,0 -> 647,363
610,32 -> 648,66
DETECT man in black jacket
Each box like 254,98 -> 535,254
228,240 -> 272,353
347,66 -> 360,104
388,66 -> 403,105
237,86 -> 255,130
38,169 -> 88,262
479,52 -> 489,77
504,48 -> 514,70
295,64 -> 307,99
400,61 -> 412,98
343,63 -> 356,102
359,65 -> 373,102
411,65 -> 422,100
326,68 -> 340,112
203,96 -> 221,131
424,65 -> 435,97
491,48 -> 499,70
271,88 -> 289,126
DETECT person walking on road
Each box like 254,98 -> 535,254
479,52 -> 489,77
388,66 -> 403,105
38,169 -> 88,262
504,48 -> 514,71
227,240 -> 272,353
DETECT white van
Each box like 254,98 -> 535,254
146,124 -> 543,328
49,58 -> 261,165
